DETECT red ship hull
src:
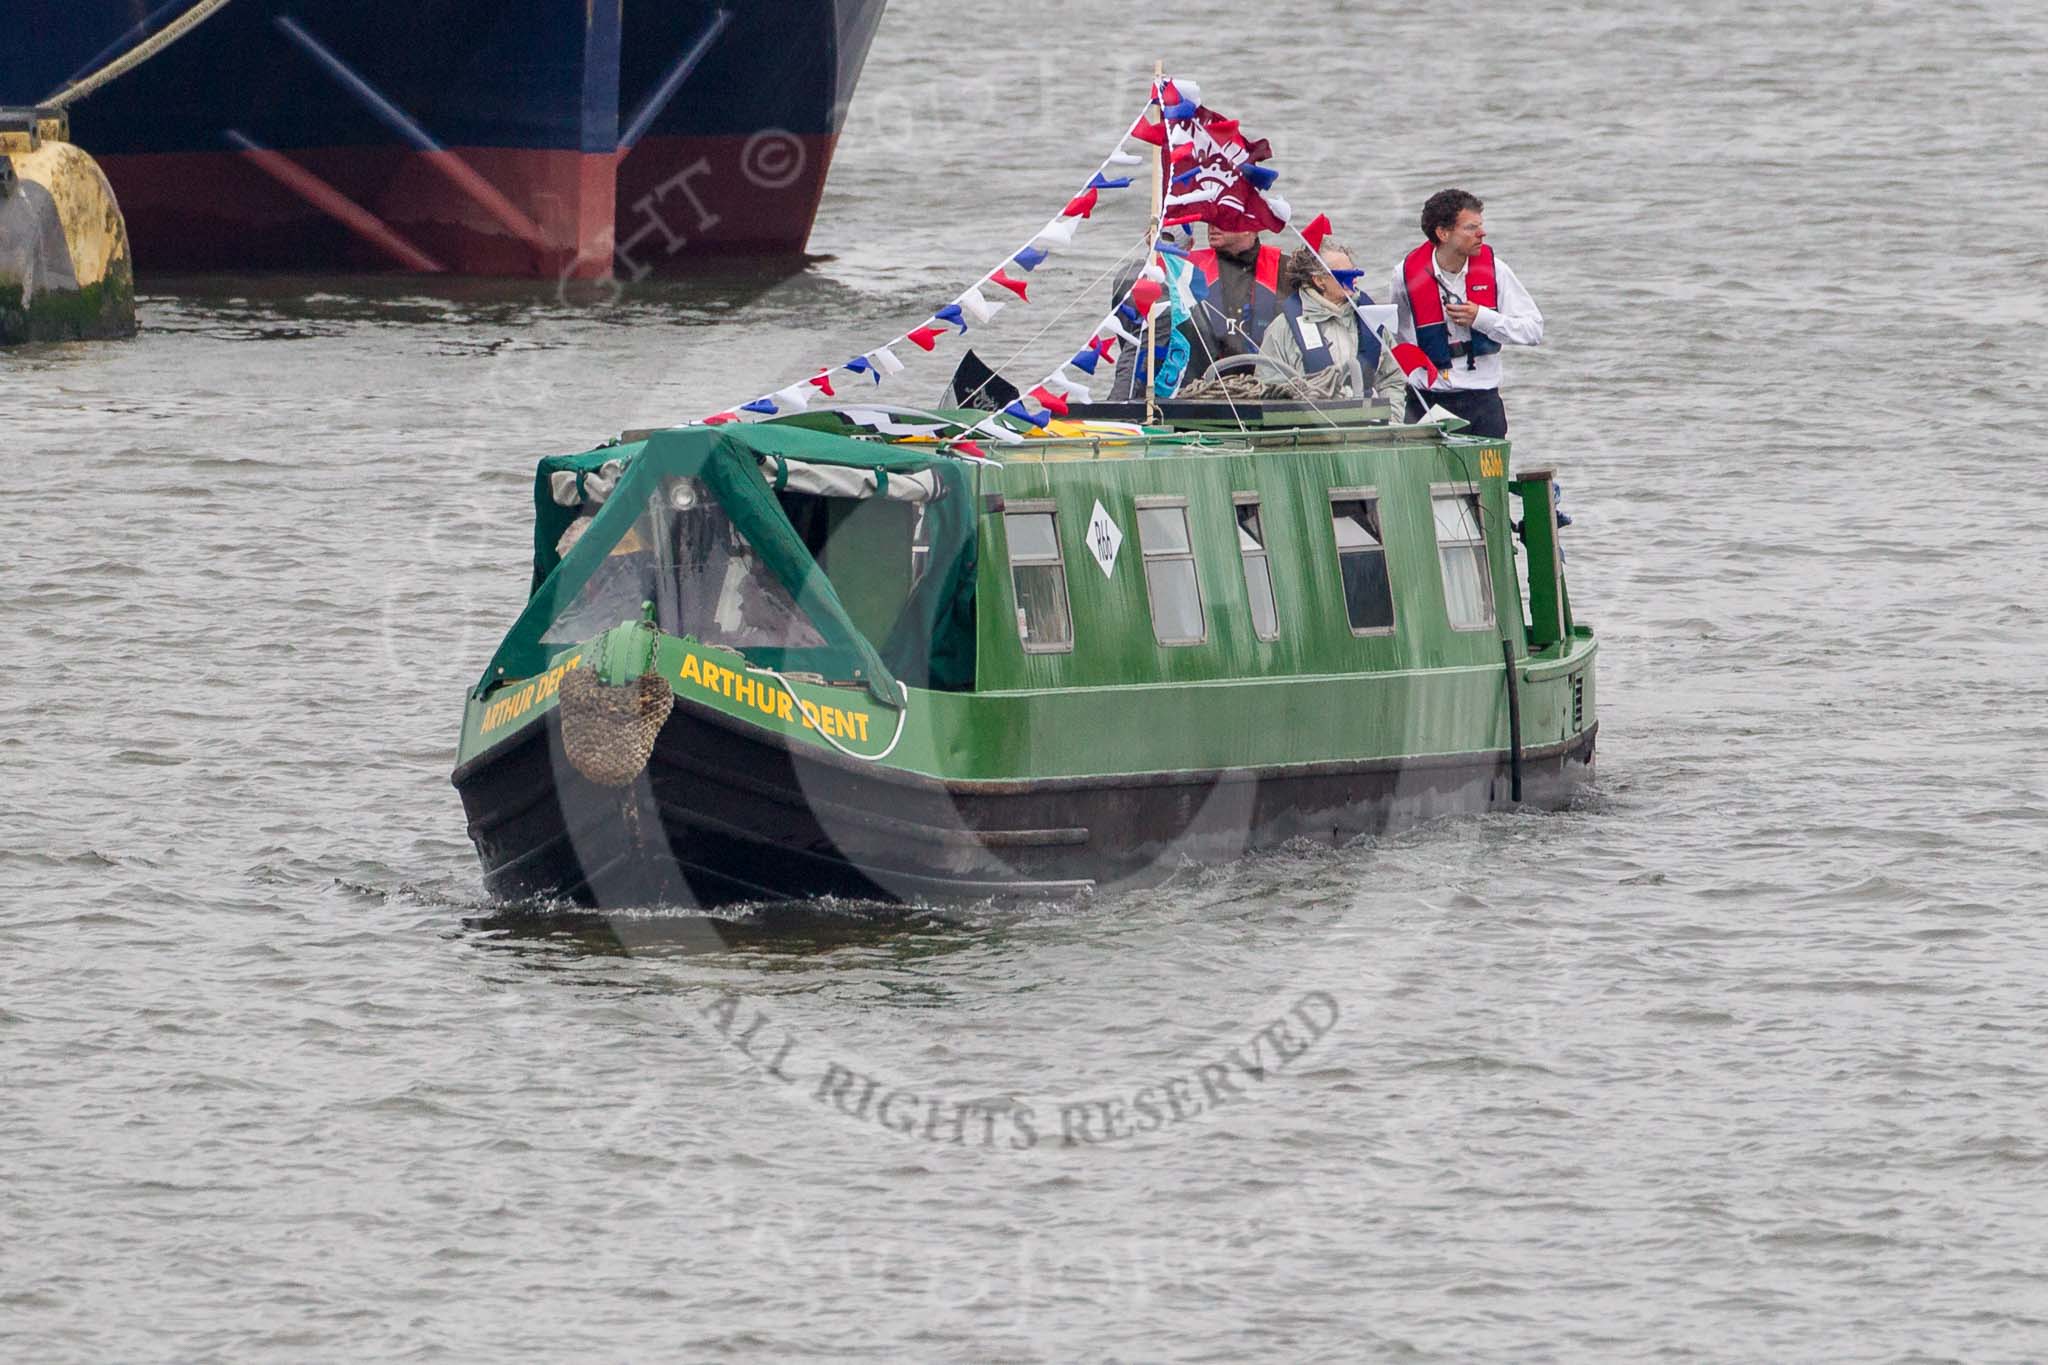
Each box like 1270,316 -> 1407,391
99,132 -> 844,279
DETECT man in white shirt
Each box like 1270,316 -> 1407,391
1390,189 -> 1543,439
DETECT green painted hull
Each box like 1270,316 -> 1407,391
453,418 -> 1597,905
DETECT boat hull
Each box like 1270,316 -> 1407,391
454,691 -> 1598,908
8,0 -> 885,277
93,132 -> 846,277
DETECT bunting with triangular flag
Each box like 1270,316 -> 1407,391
1392,342 -> 1441,389
956,288 -> 1003,325
1043,372 -> 1092,402
687,76 -> 1287,449
1003,400 -> 1052,429
1033,217 -> 1079,250
1027,386 -> 1071,418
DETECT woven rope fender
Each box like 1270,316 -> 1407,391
557,659 -> 673,787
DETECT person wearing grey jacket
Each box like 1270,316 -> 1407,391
1259,244 -> 1404,405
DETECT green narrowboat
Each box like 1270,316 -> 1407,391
450,398 -> 1597,906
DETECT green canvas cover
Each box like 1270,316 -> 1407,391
479,424 -> 978,704
527,439 -> 646,596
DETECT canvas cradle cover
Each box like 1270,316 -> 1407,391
479,423 -> 979,704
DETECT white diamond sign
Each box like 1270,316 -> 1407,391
1085,500 -> 1123,578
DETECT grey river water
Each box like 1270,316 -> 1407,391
5,1 -> 2048,1359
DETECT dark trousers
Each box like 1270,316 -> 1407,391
1405,385 -> 1507,438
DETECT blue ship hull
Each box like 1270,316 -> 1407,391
4,0 -> 888,276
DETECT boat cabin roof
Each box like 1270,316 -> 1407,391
483,410 -> 1530,705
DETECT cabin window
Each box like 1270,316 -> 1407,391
541,512 -> 661,645
1005,506 -> 1072,651
1136,499 -> 1205,646
1233,494 -> 1280,641
545,477 -> 827,651
1432,490 -> 1494,630
1328,493 -> 1395,635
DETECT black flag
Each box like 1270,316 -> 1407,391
948,349 -> 1020,411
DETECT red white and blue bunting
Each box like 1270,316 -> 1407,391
694,74 -> 1409,451
696,90 -> 1160,440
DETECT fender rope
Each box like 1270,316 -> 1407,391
749,667 -> 910,763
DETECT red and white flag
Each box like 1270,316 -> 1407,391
1160,107 -> 1288,235
1391,343 -> 1440,389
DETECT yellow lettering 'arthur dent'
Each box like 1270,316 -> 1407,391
482,647 -> 878,751
672,649 -> 876,749
481,654 -> 583,735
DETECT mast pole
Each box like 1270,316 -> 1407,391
1145,60 -> 1164,427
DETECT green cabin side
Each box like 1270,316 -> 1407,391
456,420 -> 1596,787
975,431 -> 1518,690
919,426 -> 1594,780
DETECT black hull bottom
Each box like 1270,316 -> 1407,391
453,699 -> 1598,909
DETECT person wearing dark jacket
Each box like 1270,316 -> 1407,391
1189,227 -> 1283,364
1109,226 -> 1285,398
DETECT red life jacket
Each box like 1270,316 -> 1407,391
1191,243 -> 1282,346
1402,241 -> 1500,371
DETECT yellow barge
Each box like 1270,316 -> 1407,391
1,108 -> 135,345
